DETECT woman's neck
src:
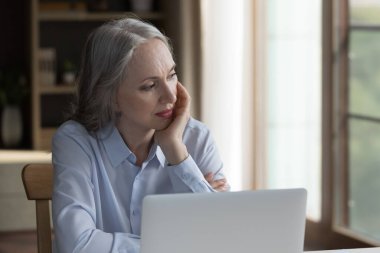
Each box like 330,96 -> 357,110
117,125 -> 155,167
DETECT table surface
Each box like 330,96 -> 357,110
0,150 -> 51,164
308,247 -> 380,252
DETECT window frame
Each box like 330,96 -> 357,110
305,0 -> 380,249
251,0 -> 380,248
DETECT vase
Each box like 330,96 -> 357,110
1,105 -> 23,148
63,71 -> 75,85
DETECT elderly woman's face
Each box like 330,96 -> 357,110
116,38 -> 177,133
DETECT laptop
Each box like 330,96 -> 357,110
140,188 -> 307,253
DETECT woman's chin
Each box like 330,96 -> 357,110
154,118 -> 173,131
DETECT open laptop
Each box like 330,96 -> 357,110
140,188 -> 307,253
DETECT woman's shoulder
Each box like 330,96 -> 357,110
185,117 -> 210,133
55,120 -> 90,138
184,117 -> 212,141
52,120 -> 96,160
183,118 -> 218,160
53,120 -> 96,148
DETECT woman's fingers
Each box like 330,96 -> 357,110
211,179 -> 227,188
173,82 -> 191,122
204,173 -> 229,192
176,82 -> 191,109
204,172 -> 213,182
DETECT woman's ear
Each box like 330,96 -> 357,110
115,110 -> 122,118
114,99 -> 122,117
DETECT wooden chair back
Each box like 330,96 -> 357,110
22,163 -> 53,253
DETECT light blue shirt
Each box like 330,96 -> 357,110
52,118 -> 225,253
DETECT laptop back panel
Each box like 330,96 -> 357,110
141,188 -> 307,253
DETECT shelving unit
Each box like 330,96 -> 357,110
39,11 -> 164,21
30,0 -> 170,150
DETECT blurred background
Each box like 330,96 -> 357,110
0,0 -> 380,252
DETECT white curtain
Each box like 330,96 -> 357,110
200,0 -> 254,191
261,0 -> 322,221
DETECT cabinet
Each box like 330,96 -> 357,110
30,0 -> 172,150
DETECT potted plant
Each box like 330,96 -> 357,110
62,59 -> 76,85
0,69 -> 28,148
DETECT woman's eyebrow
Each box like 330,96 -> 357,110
140,64 -> 176,83
168,64 -> 176,73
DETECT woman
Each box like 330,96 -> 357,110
52,18 -> 229,253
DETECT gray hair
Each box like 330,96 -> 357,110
71,18 -> 172,132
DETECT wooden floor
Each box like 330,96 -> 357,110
0,231 -> 37,253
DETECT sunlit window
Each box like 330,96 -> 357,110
201,0 -> 322,222
333,0 -> 380,242
260,0 -> 322,221
201,0 -> 254,191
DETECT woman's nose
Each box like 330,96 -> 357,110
160,82 -> 177,104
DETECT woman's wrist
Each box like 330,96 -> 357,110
161,141 -> 188,166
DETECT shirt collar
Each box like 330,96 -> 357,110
98,123 -> 132,168
98,123 -> 166,168
153,143 -> 166,168
141,142 -> 166,169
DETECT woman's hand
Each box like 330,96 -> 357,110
204,172 -> 230,192
155,82 -> 191,165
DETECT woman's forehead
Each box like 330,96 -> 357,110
134,39 -> 173,61
127,39 -> 175,77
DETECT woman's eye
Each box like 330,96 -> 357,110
168,72 -> 177,80
141,83 -> 156,91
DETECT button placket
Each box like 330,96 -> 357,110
130,171 -> 140,233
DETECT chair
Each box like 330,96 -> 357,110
22,164 -> 53,253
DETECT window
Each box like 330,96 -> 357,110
201,0 -> 380,248
201,0 -> 323,223
201,0 -> 254,191
333,0 -> 380,244
255,0 -> 322,221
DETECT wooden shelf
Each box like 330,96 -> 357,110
39,11 -> 164,22
39,85 -> 75,94
40,127 -> 58,150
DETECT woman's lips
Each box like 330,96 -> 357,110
155,109 -> 173,119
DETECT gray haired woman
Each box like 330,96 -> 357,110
52,18 -> 229,253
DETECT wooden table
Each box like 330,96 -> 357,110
307,247 -> 380,252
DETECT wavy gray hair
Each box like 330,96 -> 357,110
71,18 -> 172,132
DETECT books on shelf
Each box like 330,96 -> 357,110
39,2 -> 87,12
38,48 -> 56,86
